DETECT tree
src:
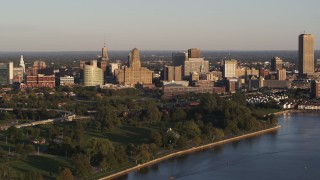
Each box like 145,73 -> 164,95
176,136 -> 188,149
201,94 -> 218,112
25,144 -> 35,154
15,144 -> 24,154
24,171 -> 43,180
171,107 -> 187,122
141,102 -> 162,123
72,153 -> 92,179
89,138 -> 114,165
149,131 -> 162,146
182,121 -> 201,139
0,165 -> 16,179
58,168 -> 74,180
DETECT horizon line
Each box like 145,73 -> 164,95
1,49 -> 320,53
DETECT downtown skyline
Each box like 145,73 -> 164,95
1,0 -> 320,51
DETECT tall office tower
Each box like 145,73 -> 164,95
277,69 -> 286,80
271,57 -> 283,71
188,48 -> 201,58
184,58 -> 209,77
101,43 -> 109,61
163,65 -> 182,81
115,48 -> 153,87
222,59 -> 237,78
299,33 -> 314,77
84,60 -> 104,86
0,63 -> 8,84
172,52 -> 188,66
19,55 -> 25,73
8,62 -> 14,84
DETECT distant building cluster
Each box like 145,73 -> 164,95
0,33 -> 320,100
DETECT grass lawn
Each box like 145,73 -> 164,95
5,154 -> 72,179
0,123 -> 164,178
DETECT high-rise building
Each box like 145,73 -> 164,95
115,48 -> 153,87
172,49 -> 209,78
184,58 -> 209,77
271,57 -> 283,71
84,60 -> 104,86
299,33 -> 314,77
13,67 -> 24,83
311,80 -> 320,98
19,55 -> 25,73
188,48 -> 201,58
31,60 -> 47,76
277,69 -> 287,80
163,65 -> 182,81
223,59 -> 237,78
0,63 -> 8,84
102,42 -> 109,61
172,52 -> 188,66
8,62 -> 13,84
109,63 -> 121,76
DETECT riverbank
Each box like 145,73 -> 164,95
273,109 -> 314,116
100,125 -> 281,180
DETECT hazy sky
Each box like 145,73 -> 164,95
1,0 -> 320,51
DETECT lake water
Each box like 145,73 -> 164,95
117,112 -> 320,180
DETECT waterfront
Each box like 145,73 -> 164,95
117,112 -> 320,180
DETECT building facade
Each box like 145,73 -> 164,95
184,58 -> 209,77
277,69 -> 287,80
223,59 -> 237,78
115,48 -> 153,87
188,48 -> 201,58
299,34 -> 314,77
83,60 -> 104,86
311,80 -> 320,98
163,65 -> 182,81
271,57 -> 283,71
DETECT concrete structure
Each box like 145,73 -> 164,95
188,48 -> 201,58
0,63 -> 8,84
32,60 -> 47,76
311,80 -> 320,98
172,52 -> 188,67
184,58 -> 209,78
172,51 -> 209,78
19,55 -> 25,73
163,65 -> 182,81
262,80 -> 291,89
13,66 -> 24,83
271,57 -> 283,71
162,84 -> 213,99
23,74 -> 55,88
109,63 -> 121,76
115,48 -> 153,87
190,72 -> 200,81
101,43 -> 109,61
277,69 -> 287,80
299,34 -> 314,77
60,76 -> 75,86
8,62 -> 13,84
200,72 -> 221,81
223,59 -> 237,78
84,60 -> 104,86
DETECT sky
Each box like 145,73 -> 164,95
0,0 -> 320,51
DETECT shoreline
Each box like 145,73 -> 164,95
273,109 -> 318,116
100,125 -> 281,180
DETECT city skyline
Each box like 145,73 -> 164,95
1,0 -> 320,51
